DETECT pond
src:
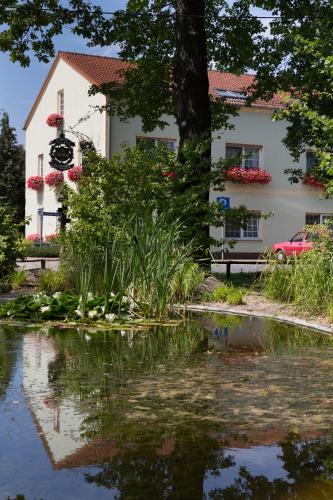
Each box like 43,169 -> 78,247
1,313 -> 333,499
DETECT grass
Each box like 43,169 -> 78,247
39,270 -> 69,295
10,269 -> 27,289
204,283 -> 244,306
213,271 -> 262,290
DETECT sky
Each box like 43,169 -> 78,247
0,2 -> 269,145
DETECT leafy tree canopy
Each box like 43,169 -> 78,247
0,112 -> 25,221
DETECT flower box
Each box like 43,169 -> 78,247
224,167 -> 272,185
68,166 -> 83,182
46,113 -> 64,127
303,173 -> 325,189
27,175 -> 43,191
45,171 -> 64,188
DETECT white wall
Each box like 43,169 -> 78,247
25,58 -> 107,237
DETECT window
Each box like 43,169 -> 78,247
306,213 -> 333,226
216,89 -> 247,100
290,232 -> 304,243
306,152 -> 320,173
225,213 -> 260,240
57,90 -> 64,115
226,144 -> 261,169
136,137 -> 176,151
38,154 -> 44,177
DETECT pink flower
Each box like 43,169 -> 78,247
46,113 -> 64,127
224,167 -> 272,185
45,171 -> 64,188
26,233 -> 41,242
68,166 -> 83,182
27,175 -> 43,191
45,233 -> 60,243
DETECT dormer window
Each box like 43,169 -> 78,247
217,89 -> 247,100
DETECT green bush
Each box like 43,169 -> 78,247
227,289 -> 243,305
210,285 -> 230,302
10,269 -> 27,289
22,245 -> 60,258
0,205 -> 21,279
39,270 -> 69,295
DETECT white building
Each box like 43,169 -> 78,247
24,51 -> 333,258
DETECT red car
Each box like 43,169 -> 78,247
272,231 -> 314,261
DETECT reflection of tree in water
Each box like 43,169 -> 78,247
0,326 -> 20,400
212,434 -> 333,499
85,438 -> 235,500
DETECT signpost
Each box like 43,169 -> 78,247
217,196 -> 231,260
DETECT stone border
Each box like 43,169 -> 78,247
181,303 -> 333,336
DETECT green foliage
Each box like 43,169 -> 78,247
226,289 -> 243,305
261,231 -> 333,314
0,112 -> 25,222
63,211 -> 198,320
172,262 -> 206,303
10,269 -> 27,289
38,270 -> 69,295
0,292 -> 131,322
21,244 -> 60,258
205,283 -> 244,305
0,205 -> 21,279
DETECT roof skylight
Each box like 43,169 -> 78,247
217,89 -> 247,99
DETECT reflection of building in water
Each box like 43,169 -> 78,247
23,333 -> 106,468
207,316 -> 266,352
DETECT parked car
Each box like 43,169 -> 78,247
272,231 -> 315,261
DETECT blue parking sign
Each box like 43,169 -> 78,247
217,196 -> 230,209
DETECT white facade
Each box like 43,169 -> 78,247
25,52 -> 333,256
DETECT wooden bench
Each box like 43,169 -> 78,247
212,259 -> 268,278
18,258 -> 60,270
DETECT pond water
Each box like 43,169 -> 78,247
1,313 -> 333,499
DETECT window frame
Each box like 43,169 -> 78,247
225,211 -> 261,241
225,143 -> 263,170
136,136 -> 177,151
37,154 -> 44,177
305,213 -> 333,225
306,151 -> 320,173
57,89 -> 64,116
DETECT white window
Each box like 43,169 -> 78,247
136,136 -> 176,151
57,90 -> 64,115
225,212 -> 260,240
226,144 -> 262,169
306,213 -> 333,225
38,154 -> 44,177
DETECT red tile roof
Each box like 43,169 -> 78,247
24,51 -> 285,129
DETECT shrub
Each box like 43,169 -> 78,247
0,205 -> 21,279
227,289 -> 243,305
22,245 -> 60,258
210,285 -> 230,302
39,270 -> 69,295
10,269 -> 27,289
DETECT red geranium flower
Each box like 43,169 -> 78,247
45,171 -> 64,188
27,175 -> 43,191
303,174 -> 325,189
68,166 -> 83,182
46,113 -> 64,127
224,167 -> 272,185
26,233 -> 41,242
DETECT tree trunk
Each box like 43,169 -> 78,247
175,0 -> 212,260
175,0 -> 211,162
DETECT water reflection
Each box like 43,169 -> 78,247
2,314 -> 333,498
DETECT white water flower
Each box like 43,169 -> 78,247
52,291 -> 62,299
110,292 -> 115,298
40,306 -> 50,313
75,308 -> 82,318
120,330 -> 127,337
122,296 -> 128,304
84,333 -> 92,342
88,309 -> 98,319
105,313 -> 116,323
87,292 -> 94,302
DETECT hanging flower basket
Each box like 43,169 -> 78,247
303,174 -> 325,189
45,171 -> 64,188
68,166 -> 83,182
224,167 -> 272,185
46,113 -> 64,127
27,175 -> 44,191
